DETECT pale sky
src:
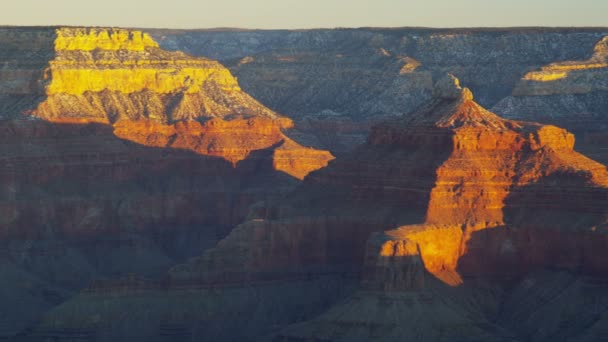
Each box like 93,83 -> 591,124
2,0 -> 607,29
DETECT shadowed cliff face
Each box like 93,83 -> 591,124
0,27 -> 337,338
0,119 -> 310,338
270,77 -> 608,341
0,27 -> 333,180
0,28 -> 56,116
34,75 -> 608,341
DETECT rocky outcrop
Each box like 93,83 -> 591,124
353,75 -> 608,287
152,28 -> 608,153
494,36 -> 608,164
512,36 -> 608,96
37,75 -> 608,341
32,28 -> 281,124
21,27 -> 333,179
0,27 -> 335,338
271,76 -> 608,341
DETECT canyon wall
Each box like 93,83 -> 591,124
274,77 -> 608,342
151,28 -> 608,154
33,76 -> 608,341
0,26 -> 607,341
0,27 -> 333,338
493,36 -> 608,164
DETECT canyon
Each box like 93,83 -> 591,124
0,27 -> 332,339
0,26 -> 606,341
151,27 -> 608,157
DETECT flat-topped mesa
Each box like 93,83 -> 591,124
28,27 -> 332,178
54,28 -> 159,51
513,36 -> 608,96
492,36 -> 608,165
33,27 -> 278,124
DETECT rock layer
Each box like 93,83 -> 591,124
494,35 -> 608,164
153,28 -> 608,153
273,77 -> 608,341
19,27 -> 334,179
25,75 -> 608,341
0,27 -> 333,338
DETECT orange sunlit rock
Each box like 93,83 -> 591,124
169,74 -> 607,291
515,36 -> 608,95
29,27 -> 331,179
364,74 -> 608,288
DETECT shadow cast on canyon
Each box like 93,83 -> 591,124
457,171 -> 608,282
0,119 -> 302,289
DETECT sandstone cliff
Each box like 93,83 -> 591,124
274,76 -> 608,341
152,28 -> 608,154
35,76 -> 608,341
0,27 -> 333,338
22,27 -> 333,178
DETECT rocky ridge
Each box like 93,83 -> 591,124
24,27 -> 333,178
152,28 -> 608,154
493,35 -> 608,164
275,76 -> 608,341
33,76 -> 608,341
0,27 -> 334,338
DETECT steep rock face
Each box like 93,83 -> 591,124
0,27 -> 333,338
27,76 -> 608,341
32,28 -> 280,124
272,77 -> 608,341
1,27 -> 333,179
171,75 -> 608,285
494,36 -> 608,164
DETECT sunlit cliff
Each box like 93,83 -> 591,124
30,27 -> 333,178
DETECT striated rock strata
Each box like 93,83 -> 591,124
0,27 -> 333,338
25,27 -> 333,178
275,76 -> 608,341
494,36 -> 608,164
35,76 -> 608,341
153,28 -> 608,153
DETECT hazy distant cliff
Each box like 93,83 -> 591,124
151,28 -> 608,154
152,28 -> 607,112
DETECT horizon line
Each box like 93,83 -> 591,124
1,24 -> 607,32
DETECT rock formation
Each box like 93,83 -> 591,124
32,75 -> 608,341
24,27 -> 333,178
152,28 -> 608,153
512,36 -> 608,96
494,35 -> 608,164
1,26 -> 608,341
0,27 -> 334,338
33,28 -> 280,124
274,76 -> 608,341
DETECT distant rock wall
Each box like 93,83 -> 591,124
150,28 -> 608,154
